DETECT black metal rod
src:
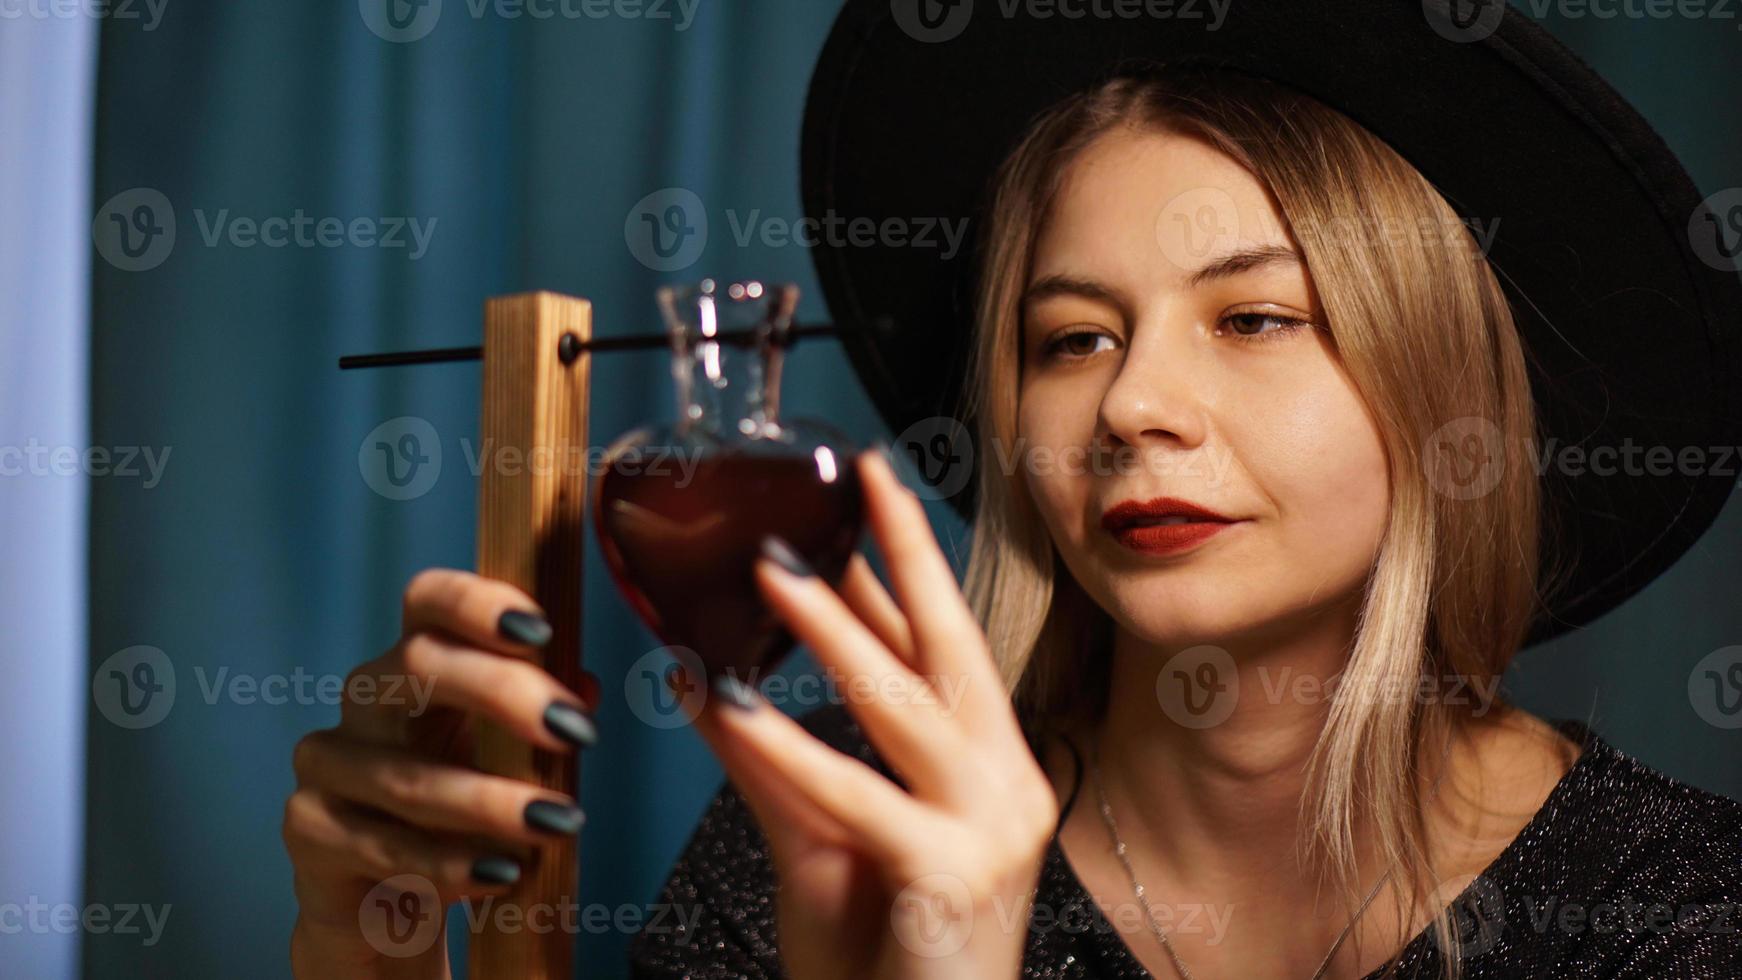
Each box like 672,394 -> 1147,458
338,345 -> 484,369
338,322 -> 853,370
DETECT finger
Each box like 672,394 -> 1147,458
756,545 -> 963,796
401,568 -> 553,657
689,670 -> 938,868
671,670 -> 845,861
283,787 -> 524,906
838,552 -> 916,666
858,449 -> 1008,710
362,631 -> 596,753
293,730 -> 586,846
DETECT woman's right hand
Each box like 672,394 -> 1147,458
283,569 -> 599,979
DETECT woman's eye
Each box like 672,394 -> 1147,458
1041,329 -> 1115,361
1219,311 -> 1312,343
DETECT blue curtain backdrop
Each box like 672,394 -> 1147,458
81,3 -> 1741,978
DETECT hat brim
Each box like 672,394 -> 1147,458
801,0 -> 1742,647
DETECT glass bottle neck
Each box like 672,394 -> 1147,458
671,333 -> 782,439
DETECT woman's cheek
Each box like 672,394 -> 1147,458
1017,406 -> 1090,548
1258,387 -> 1390,573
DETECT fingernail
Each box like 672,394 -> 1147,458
471,856 -> 521,885
759,534 -> 815,578
711,672 -> 761,712
543,701 -> 597,748
498,610 -> 552,647
524,799 -> 587,836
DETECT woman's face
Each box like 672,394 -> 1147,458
1017,125 -> 1390,651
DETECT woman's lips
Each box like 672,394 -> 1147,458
1099,496 -> 1242,556
1108,519 -> 1241,556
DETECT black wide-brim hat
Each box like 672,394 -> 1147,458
800,0 -> 1742,647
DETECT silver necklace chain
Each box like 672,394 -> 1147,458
1090,745 -> 1395,980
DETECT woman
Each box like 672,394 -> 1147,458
284,3 -> 1742,979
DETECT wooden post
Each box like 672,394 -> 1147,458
469,291 -> 592,979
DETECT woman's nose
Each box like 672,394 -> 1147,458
1096,321 -> 1209,452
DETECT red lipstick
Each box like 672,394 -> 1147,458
1100,497 -> 1242,556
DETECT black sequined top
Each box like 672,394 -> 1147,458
628,705 -> 1742,978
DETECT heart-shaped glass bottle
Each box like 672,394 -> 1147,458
592,279 -> 865,685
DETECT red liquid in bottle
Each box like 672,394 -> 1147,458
594,449 -> 864,680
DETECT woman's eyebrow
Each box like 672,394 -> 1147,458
1184,242 -> 1302,288
1023,244 -> 1302,313
1021,274 -> 1133,322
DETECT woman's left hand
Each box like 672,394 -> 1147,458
679,446 -> 1059,980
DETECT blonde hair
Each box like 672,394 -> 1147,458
958,68 -> 1568,978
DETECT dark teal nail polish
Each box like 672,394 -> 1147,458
471,856 -> 521,885
759,534 -> 815,578
524,799 -> 586,836
543,701 -> 597,748
712,673 -> 760,712
498,610 -> 552,647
